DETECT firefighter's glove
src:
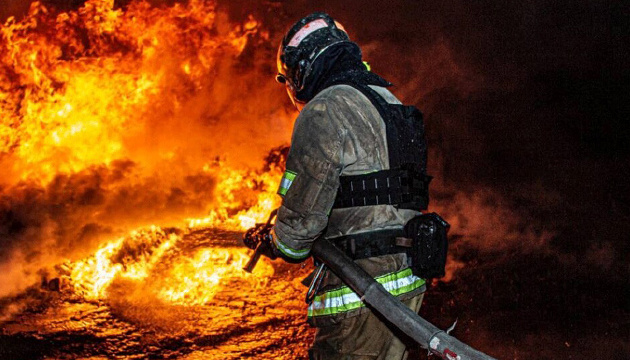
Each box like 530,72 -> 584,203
244,223 -> 278,260
257,238 -> 279,260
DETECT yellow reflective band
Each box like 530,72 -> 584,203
363,61 -> 371,72
307,268 -> 425,317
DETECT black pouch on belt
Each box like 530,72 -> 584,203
404,212 -> 450,279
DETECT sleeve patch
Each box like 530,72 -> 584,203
277,170 -> 298,197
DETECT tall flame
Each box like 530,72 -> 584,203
0,0 -> 285,185
0,0 -> 293,300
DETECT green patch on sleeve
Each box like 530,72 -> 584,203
277,170 -> 297,197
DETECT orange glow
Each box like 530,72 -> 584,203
0,0 -> 292,302
69,226 -> 274,305
188,162 -> 283,231
0,0 -> 274,185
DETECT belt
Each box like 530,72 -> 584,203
329,229 -> 413,260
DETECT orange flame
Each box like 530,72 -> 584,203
69,226 -> 274,305
158,247 -> 274,305
0,0 -> 292,301
188,162 -> 283,231
0,0 -> 273,185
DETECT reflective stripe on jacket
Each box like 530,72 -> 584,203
308,268 -> 425,317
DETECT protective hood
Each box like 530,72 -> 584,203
294,42 -> 391,103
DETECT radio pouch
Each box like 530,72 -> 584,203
404,212 -> 450,279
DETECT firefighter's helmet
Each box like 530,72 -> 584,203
276,13 -> 355,106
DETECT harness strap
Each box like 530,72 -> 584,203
330,229 -> 412,260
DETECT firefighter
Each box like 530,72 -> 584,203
269,12 -> 432,359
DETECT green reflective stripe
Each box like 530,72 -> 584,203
307,268 -> 425,317
272,232 -> 310,260
308,270 -> 425,317
277,170 -> 297,196
309,299 -> 364,317
315,269 -> 415,299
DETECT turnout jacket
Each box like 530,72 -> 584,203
272,84 -> 426,325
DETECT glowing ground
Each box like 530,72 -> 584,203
0,228 -> 313,359
0,228 -> 626,359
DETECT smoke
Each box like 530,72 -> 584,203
248,6 -> 630,330
276,0 -> 628,169
0,162 -> 214,296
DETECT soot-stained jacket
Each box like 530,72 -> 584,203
271,84 -> 426,325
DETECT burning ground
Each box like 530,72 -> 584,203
0,226 -> 315,359
1,0 -> 629,359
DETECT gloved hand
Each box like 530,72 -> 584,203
243,223 -> 278,260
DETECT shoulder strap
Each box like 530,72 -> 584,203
341,82 -> 426,169
330,81 -> 431,210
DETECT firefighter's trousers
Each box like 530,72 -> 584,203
308,293 -> 424,360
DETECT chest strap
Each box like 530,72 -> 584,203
332,167 -> 431,209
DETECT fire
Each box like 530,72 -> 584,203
70,226 -> 176,300
64,160 -> 281,304
0,0 -> 274,185
69,226 -> 275,305
158,247 -> 273,305
188,162 -> 283,230
0,0 -> 294,301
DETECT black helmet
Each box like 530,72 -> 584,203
277,13 -> 358,106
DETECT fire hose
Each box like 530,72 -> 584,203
243,211 -> 497,360
310,238 -> 496,360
